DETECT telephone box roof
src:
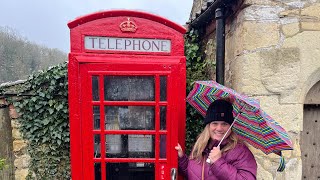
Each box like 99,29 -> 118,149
68,10 -> 186,34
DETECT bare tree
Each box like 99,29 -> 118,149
0,26 -> 67,83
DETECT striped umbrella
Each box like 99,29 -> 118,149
186,81 -> 293,171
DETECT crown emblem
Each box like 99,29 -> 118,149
120,18 -> 137,32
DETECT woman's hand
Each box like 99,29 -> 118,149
208,146 -> 222,163
175,143 -> 184,158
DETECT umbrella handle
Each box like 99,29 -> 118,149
206,158 -> 211,164
218,120 -> 236,146
206,110 -> 243,164
217,104 -> 245,148
206,120 -> 235,164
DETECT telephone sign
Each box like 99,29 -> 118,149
84,36 -> 171,52
68,10 -> 186,180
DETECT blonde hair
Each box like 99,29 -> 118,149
189,124 -> 239,162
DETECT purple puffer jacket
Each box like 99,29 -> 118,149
178,140 -> 257,180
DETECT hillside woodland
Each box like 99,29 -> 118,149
0,27 -> 67,84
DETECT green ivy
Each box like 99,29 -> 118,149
0,158 -> 6,170
184,29 -> 212,154
5,62 -> 70,179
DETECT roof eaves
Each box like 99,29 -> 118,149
189,0 -> 236,28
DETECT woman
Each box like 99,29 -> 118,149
175,99 -> 257,180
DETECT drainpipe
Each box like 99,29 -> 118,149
190,1 -> 236,85
215,7 -> 225,85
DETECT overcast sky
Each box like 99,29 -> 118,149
0,0 -> 193,53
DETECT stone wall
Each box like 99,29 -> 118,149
226,0 -> 320,179
11,105 -> 30,180
192,0 -> 320,179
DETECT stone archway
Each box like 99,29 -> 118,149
301,80 -> 320,179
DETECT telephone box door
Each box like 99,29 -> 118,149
78,56 -> 184,180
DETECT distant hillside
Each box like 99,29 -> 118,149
0,27 -> 67,84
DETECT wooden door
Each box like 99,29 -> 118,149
301,104 -> 320,179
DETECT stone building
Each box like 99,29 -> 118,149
188,0 -> 320,179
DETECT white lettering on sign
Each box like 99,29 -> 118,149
84,36 -> 171,53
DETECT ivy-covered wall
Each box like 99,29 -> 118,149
1,62 -> 70,179
184,29 -> 213,153
0,28 -> 212,179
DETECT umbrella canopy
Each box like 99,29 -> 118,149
186,81 -> 293,171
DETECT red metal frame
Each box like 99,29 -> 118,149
68,10 -> 186,180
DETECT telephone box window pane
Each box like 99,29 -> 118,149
106,134 -> 123,157
104,76 -> 155,101
105,106 -> 155,130
106,163 -> 154,180
160,135 -> 166,158
128,135 -> 154,158
94,162 -> 101,180
92,76 -> 100,101
106,135 -> 155,158
160,106 -> 166,130
94,134 -> 101,158
93,106 -> 100,130
160,76 -> 167,101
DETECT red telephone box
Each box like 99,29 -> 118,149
67,10 -> 186,180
